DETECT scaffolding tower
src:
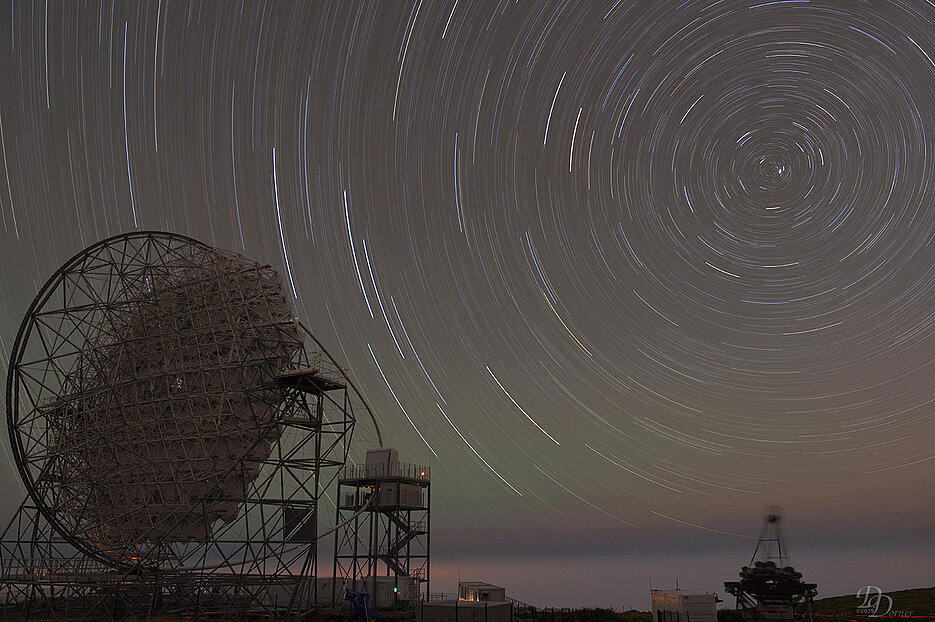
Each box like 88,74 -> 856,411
333,449 -> 430,609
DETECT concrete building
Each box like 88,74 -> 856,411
651,589 -> 718,622
458,582 -> 507,602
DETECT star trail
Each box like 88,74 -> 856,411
1,0 -> 934,606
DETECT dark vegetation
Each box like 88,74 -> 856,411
715,586 -> 935,622
519,587 -> 935,622
518,609 -> 652,622
812,585 -> 935,617
6,587 -> 935,622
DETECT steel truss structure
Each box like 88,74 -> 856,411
725,508 -> 817,622
333,456 -> 430,608
1,232 -> 365,619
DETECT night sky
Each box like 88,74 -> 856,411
1,0 -> 934,608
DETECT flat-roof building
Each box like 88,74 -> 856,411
651,589 -> 718,622
459,582 -> 507,602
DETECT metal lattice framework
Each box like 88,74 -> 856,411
334,453 -> 430,608
725,508 -> 817,622
0,232 -> 374,618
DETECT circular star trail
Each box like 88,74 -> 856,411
1,0 -> 935,596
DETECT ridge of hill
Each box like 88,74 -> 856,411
814,586 -> 935,616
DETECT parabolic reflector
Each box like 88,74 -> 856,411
8,232 -> 302,563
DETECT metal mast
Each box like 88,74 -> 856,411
750,506 -> 789,567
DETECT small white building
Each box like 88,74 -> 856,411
349,576 -> 420,609
315,577 -> 346,606
459,582 -> 507,602
365,448 -> 399,476
458,581 -> 507,603
651,589 -> 718,622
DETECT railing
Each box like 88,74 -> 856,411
342,461 -> 430,481
427,593 -> 527,604
2,557 -> 115,579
